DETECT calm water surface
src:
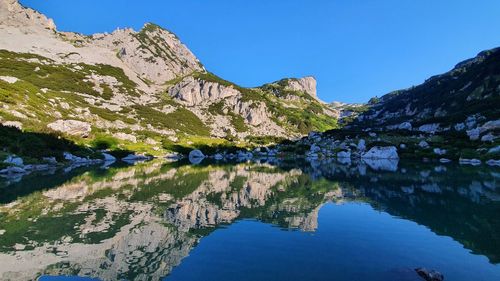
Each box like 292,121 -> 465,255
0,159 -> 499,281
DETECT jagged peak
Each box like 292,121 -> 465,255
0,0 -> 56,30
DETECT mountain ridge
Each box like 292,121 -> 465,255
0,0 -> 340,161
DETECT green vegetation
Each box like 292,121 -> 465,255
133,105 -> 210,136
0,125 -> 99,162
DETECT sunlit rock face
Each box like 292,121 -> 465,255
285,76 -> 318,99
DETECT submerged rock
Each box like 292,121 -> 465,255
415,268 -> 444,281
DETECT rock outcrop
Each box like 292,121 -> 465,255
285,76 -> 318,99
169,76 -> 239,106
47,120 -> 91,137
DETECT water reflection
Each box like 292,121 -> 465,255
0,159 -> 498,280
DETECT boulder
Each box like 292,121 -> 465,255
454,123 -> 465,131
48,120 -> 91,138
0,76 -> 19,84
42,157 -> 58,165
3,155 -> 23,166
481,133 -> 495,142
439,158 -> 452,163
213,153 -> 224,160
418,123 -> 440,134
415,268 -> 444,281
467,128 -> 480,140
398,122 -> 412,130
2,121 -> 23,130
488,146 -> 500,154
418,141 -> 429,149
362,146 -> 399,159
433,148 -> 447,155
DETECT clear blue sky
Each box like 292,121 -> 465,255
20,0 -> 500,103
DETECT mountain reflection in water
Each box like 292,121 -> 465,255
0,159 -> 499,281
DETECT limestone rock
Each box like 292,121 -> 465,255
415,268 -> 444,281
0,76 -> 18,84
362,146 -> 399,159
2,121 -> 22,129
285,76 -> 317,99
48,120 -> 91,137
169,76 -> 239,106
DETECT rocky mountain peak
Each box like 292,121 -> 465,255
0,0 -> 56,30
90,22 -> 205,85
285,76 -> 317,99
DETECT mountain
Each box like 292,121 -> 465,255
274,48 -> 499,163
348,47 -> 500,137
0,0 -> 338,157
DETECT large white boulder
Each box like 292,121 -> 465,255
362,146 -> 399,159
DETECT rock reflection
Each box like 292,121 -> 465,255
0,159 -> 498,280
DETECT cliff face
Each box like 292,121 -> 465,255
0,0 -> 338,153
